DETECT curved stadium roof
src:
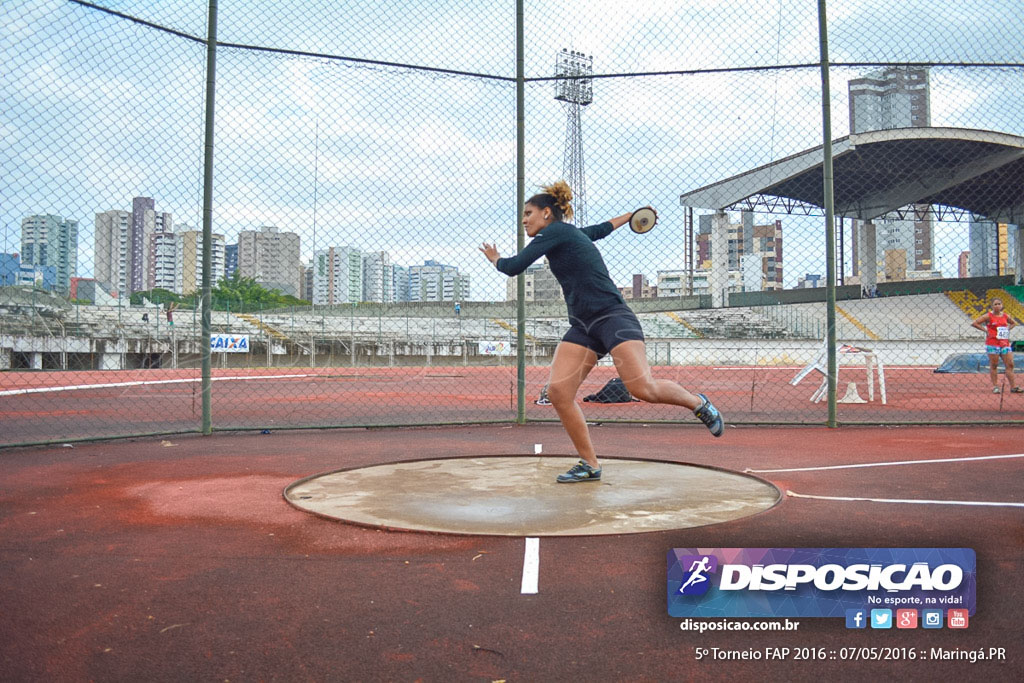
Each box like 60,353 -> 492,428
679,127 -> 1024,224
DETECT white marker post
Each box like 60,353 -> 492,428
521,537 -> 540,594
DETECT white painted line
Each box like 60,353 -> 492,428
787,490 -> 1024,508
712,366 -> 924,372
534,443 -> 542,454
746,452 -> 1024,474
0,374 -> 315,397
521,537 -> 539,594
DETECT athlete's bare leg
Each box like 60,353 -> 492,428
610,340 -> 702,410
546,341 -> 599,467
988,353 -> 1001,389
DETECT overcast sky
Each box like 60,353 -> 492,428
3,0 -> 1023,299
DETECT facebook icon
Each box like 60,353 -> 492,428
845,609 -> 867,629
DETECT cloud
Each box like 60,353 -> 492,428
2,0 -> 1023,299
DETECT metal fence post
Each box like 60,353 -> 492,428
200,0 -> 218,435
818,0 -> 837,428
515,0 -> 526,424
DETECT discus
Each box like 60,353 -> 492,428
629,206 -> 658,234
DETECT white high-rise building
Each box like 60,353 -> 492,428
20,214 -> 78,294
848,67 -> 933,279
21,214 -> 78,293
143,208 -> 172,291
149,230 -> 178,291
408,260 -> 470,302
848,66 -> 930,134
238,226 -> 302,297
312,246 -> 363,304
361,251 -> 393,303
95,210 -> 131,296
130,197 -> 154,293
391,265 -> 409,303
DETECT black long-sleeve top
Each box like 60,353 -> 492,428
495,220 -> 625,323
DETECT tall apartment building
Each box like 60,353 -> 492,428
392,265 -> 409,303
0,253 -> 18,286
848,67 -> 934,279
655,269 -> 688,298
20,214 -> 78,293
958,251 -> 971,279
848,66 -> 930,132
129,197 -> 154,292
224,243 -> 238,282
362,251 -> 393,303
968,217 -> 1017,278
505,261 -> 562,302
1,252 -> 57,290
696,212 -> 783,291
176,230 -> 226,295
408,260 -> 469,302
312,246 -> 363,305
96,198 -> 171,295
95,210 -> 130,296
750,220 -> 783,290
129,198 -> 171,293
238,226 -> 302,297
303,263 -> 314,302
149,230 -> 178,291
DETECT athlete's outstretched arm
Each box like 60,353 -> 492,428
486,230 -> 559,276
581,210 -> 648,240
606,212 -> 634,230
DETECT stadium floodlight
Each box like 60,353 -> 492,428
554,49 -> 593,106
555,49 -> 594,224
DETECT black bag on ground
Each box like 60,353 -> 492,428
583,377 -> 639,403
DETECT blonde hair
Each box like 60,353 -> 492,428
527,180 -> 574,221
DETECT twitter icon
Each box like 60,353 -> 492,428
870,609 -> 893,629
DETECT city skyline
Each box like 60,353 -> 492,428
3,2 -> 1024,302
5,197 -> 1023,302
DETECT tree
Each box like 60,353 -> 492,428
210,272 -> 308,311
129,288 -> 181,306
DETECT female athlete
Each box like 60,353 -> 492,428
480,181 -> 723,483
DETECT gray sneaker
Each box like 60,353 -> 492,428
694,394 -> 724,437
556,460 -> 602,483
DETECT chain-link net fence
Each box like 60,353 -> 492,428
3,0 -> 1024,445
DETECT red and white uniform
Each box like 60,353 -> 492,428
986,312 -> 1011,348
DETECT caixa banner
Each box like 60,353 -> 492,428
668,548 -> 975,618
210,334 -> 250,352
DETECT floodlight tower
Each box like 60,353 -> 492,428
554,49 -> 593,225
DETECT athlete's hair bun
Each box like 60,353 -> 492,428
541,180 -> 574,221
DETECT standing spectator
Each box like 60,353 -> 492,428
971,297 -> 1021,394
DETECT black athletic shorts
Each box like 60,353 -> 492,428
562,304 -> 645,357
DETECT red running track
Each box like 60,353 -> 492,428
2,364 -> 1023,445
0,424 -> 1022,680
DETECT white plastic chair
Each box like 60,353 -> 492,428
790,339 -> 886,404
